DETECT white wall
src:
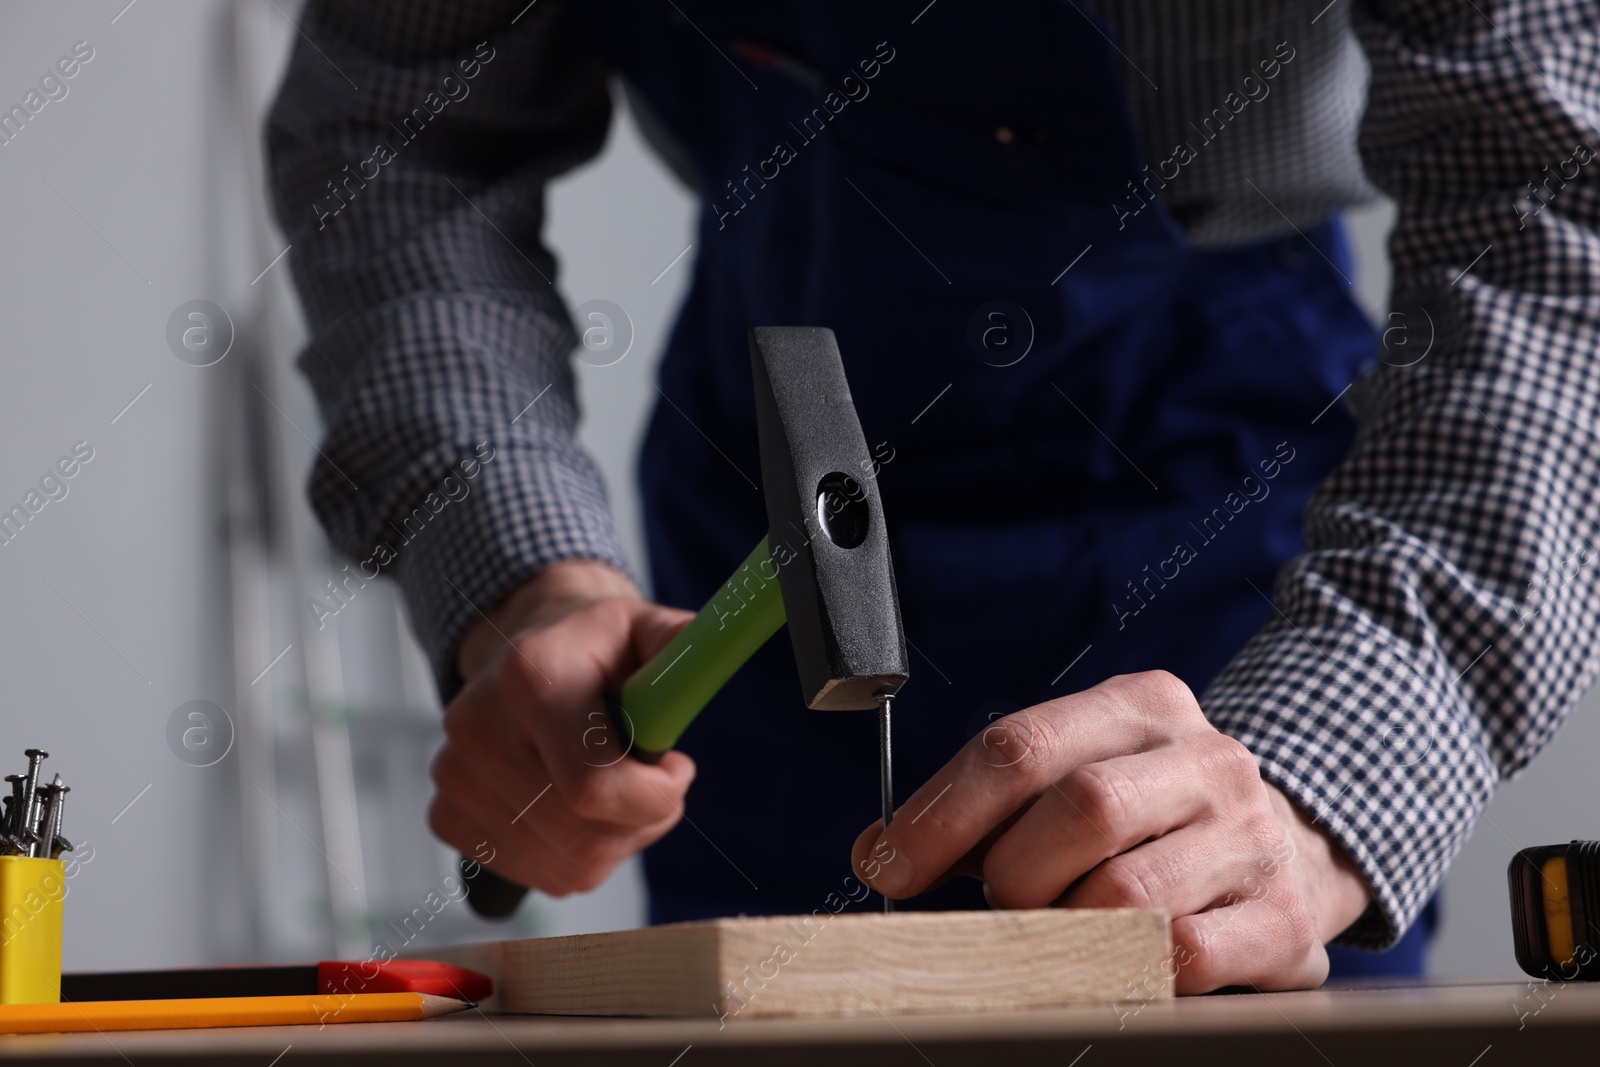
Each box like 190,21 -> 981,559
0,0 -> 239,968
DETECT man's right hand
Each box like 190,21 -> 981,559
428,560 -> 697,896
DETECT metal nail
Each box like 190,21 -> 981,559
30,788 -> 52,858
878,692 -> 895,915
0,792 -> 19,855
3,776 -> 25,841
38,776 -> 67,863
20,750 -> 48,847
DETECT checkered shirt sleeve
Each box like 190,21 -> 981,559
1202,0 -> 1600,947
264,1 -> 628,699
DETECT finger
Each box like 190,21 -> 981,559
853,671 -> 1204,898
627,604 -> 695,667
853,803 -> 1034,897
1171,888 -> 1327,994
568,599 -> 694,700
428,738 -> 574,865
427,793 -> 599,897
471,749 -> 686,879
983,736 -> 1258,908
440,677 -> 573,833
433,724 -> 685,881
489,602 -> 696,827
1050,824 -> 1259,914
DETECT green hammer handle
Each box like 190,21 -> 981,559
463,536 -> 785,917
614,536 -> 786,755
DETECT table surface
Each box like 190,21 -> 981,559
0,981 -> 1591,1066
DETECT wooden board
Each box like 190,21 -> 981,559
427,909 -> 1172,1019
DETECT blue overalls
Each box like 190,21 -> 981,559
565,0 -> 1434,976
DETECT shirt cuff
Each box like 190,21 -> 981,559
375,438 -> 632,703
1199,605 -> 1499,949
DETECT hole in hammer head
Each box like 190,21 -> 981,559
816,472 -> 869,549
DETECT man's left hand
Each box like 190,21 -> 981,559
850,670 -> 1372,993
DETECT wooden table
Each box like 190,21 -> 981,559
0,982 -> 1590,1065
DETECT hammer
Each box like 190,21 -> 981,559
463,326 -> 910,918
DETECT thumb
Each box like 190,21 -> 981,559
630,603 -> 695,666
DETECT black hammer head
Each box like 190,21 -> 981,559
749,327 -> 909,710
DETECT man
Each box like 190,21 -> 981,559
267,0 -> 1600,992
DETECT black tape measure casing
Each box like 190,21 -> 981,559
1509,840 -> 1600,980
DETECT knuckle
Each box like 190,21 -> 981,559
1094,855 -> 1159,910
567,865 -> 612,894
1275,890 -> 1318,949
425,800 -> 464,851
590,596 -> 631,627
1170,919 -> 1220,990
1140,670 -> 1199,717
425,801 -> 448,840
1090,672 -> 1142,713
441,695 -> 495,747
980,710 -> 1059,788
1235,822 -> 1290,895
583,597 -> 636,650
1248,813 -> 1287,852
525,857 -> 577,898
1101,669 -> 1198,724
427,747 -> 450,788
492,642 -> 523,691
563,829 -> 621,874
494,636 -> 543,694
1213,733 -> 1260,775
1069,765 -> 1137,834
440,700 -> 468,742
1208,735 -> 1263,794
979,856 -> 1029,910
567,768 -> 624,822
992,737 -> 1040,784
1089,673 -> 1157,746
540,877 -> 577,899
429,746 -> 469,796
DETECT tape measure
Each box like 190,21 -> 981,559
1509,842 -> 1600,979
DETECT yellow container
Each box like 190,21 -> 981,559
0,857 -> 65,1004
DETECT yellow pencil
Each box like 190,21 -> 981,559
0,992 -> 469,1034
